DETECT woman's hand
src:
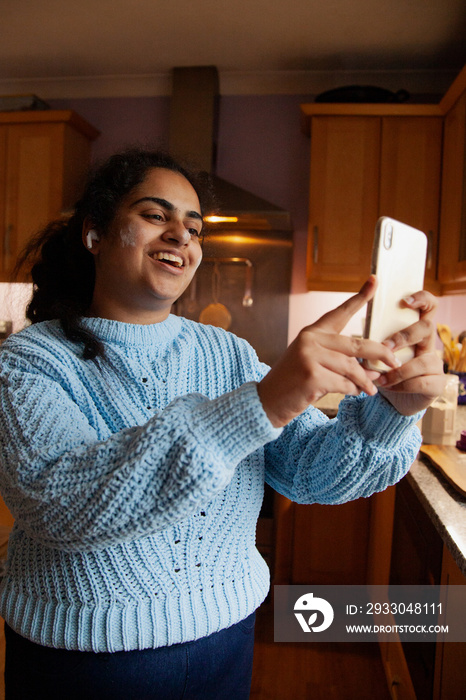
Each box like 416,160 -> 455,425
257,276 -> 401,428
375,291 -> 446,415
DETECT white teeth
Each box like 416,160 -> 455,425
153,252 -> 183,267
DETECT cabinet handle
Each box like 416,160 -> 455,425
313,225 -> 319,264
426,230 -> 433,270
4,224 -> 12,257
391,678 -> 401,700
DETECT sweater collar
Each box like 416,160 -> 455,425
80,314 -> 182,347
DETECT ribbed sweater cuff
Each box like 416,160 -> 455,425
190,382 -> 282,467
358,392 -> 423,446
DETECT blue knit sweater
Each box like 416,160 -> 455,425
0,315 -> 421,652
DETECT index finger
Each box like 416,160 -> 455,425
312,275 -> 377,334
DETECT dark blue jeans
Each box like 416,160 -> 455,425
4,612 -> 255,699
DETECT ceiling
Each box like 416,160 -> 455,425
2,0 -> 466,99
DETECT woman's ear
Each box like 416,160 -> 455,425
82,225 -> 100,253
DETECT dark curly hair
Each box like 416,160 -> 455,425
15,148 -> 215,360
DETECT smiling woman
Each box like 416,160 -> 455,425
84,168 -> 205,324
0,147 -> 444,699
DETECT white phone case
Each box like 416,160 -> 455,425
363,217 -> 427,372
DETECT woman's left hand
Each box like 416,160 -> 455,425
375,291 -> 446,416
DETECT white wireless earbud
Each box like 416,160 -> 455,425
86,229 -> 100,249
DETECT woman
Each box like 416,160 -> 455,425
0,148 -> 444,699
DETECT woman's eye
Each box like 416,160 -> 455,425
144,213 -> 164,222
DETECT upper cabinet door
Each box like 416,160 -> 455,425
4,123 -> 64,276
304,110 -> 443,294
302,70 -> 466,295
438,92 -> 466,291
379,117 -> 443,292
0,112 -> 98,281
0,127 -> 7,274
307,116 -> 381,291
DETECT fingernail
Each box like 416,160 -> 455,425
382,339 -> 395,350
359,275 -> 376,294
403,295 -> 414,305
376,375 -> 387,386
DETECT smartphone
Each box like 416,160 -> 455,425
363,216 -> 427,372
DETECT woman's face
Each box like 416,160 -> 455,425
86,167 -> 204,324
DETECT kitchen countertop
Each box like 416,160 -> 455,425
408,405 -> 466,577
408,458 -> 466,577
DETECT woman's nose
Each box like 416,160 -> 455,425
162,219 -> 190,245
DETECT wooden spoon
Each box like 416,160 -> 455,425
437,323 -> 455,368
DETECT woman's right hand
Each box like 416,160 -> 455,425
257,276 -> 401,428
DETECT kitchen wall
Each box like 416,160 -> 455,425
288,291 -> 466,356
2,92 -> 466,347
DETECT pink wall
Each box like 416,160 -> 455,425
50,94 -> 466,349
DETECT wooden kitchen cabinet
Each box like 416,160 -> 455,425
291,498 -> 372,585
383,636 -> 417,700
378,475 -> 466,700
366,485 -> 397,586
305,115 -> 380,291
0,111 -> 99,280
379,117 -> 442,290
433,546 -> 466,700
388,477 -> 442,700
437,90 -> 466,292
273,490 -> 376,586
301,104 -> 443,293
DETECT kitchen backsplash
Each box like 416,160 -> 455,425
288,290 -> 466,355
0,284 -> 33,335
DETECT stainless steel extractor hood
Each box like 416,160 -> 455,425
168,66 -> 292,232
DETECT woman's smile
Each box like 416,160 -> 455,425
148,250 -> 186,271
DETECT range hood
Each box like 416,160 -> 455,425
168,66 -> 292,232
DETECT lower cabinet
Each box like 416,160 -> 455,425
290,498 -> 372,585
377,478 -> 466,700
273,492 -> 373,585
273,484 -> 392,587
382,638 -> 417,700
433,547 -> 466,700
273,476 -> 466,700
388,478 -> 443,700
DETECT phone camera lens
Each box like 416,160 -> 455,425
383,224 -> 393,249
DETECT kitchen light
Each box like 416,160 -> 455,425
204,215 -> 239,223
